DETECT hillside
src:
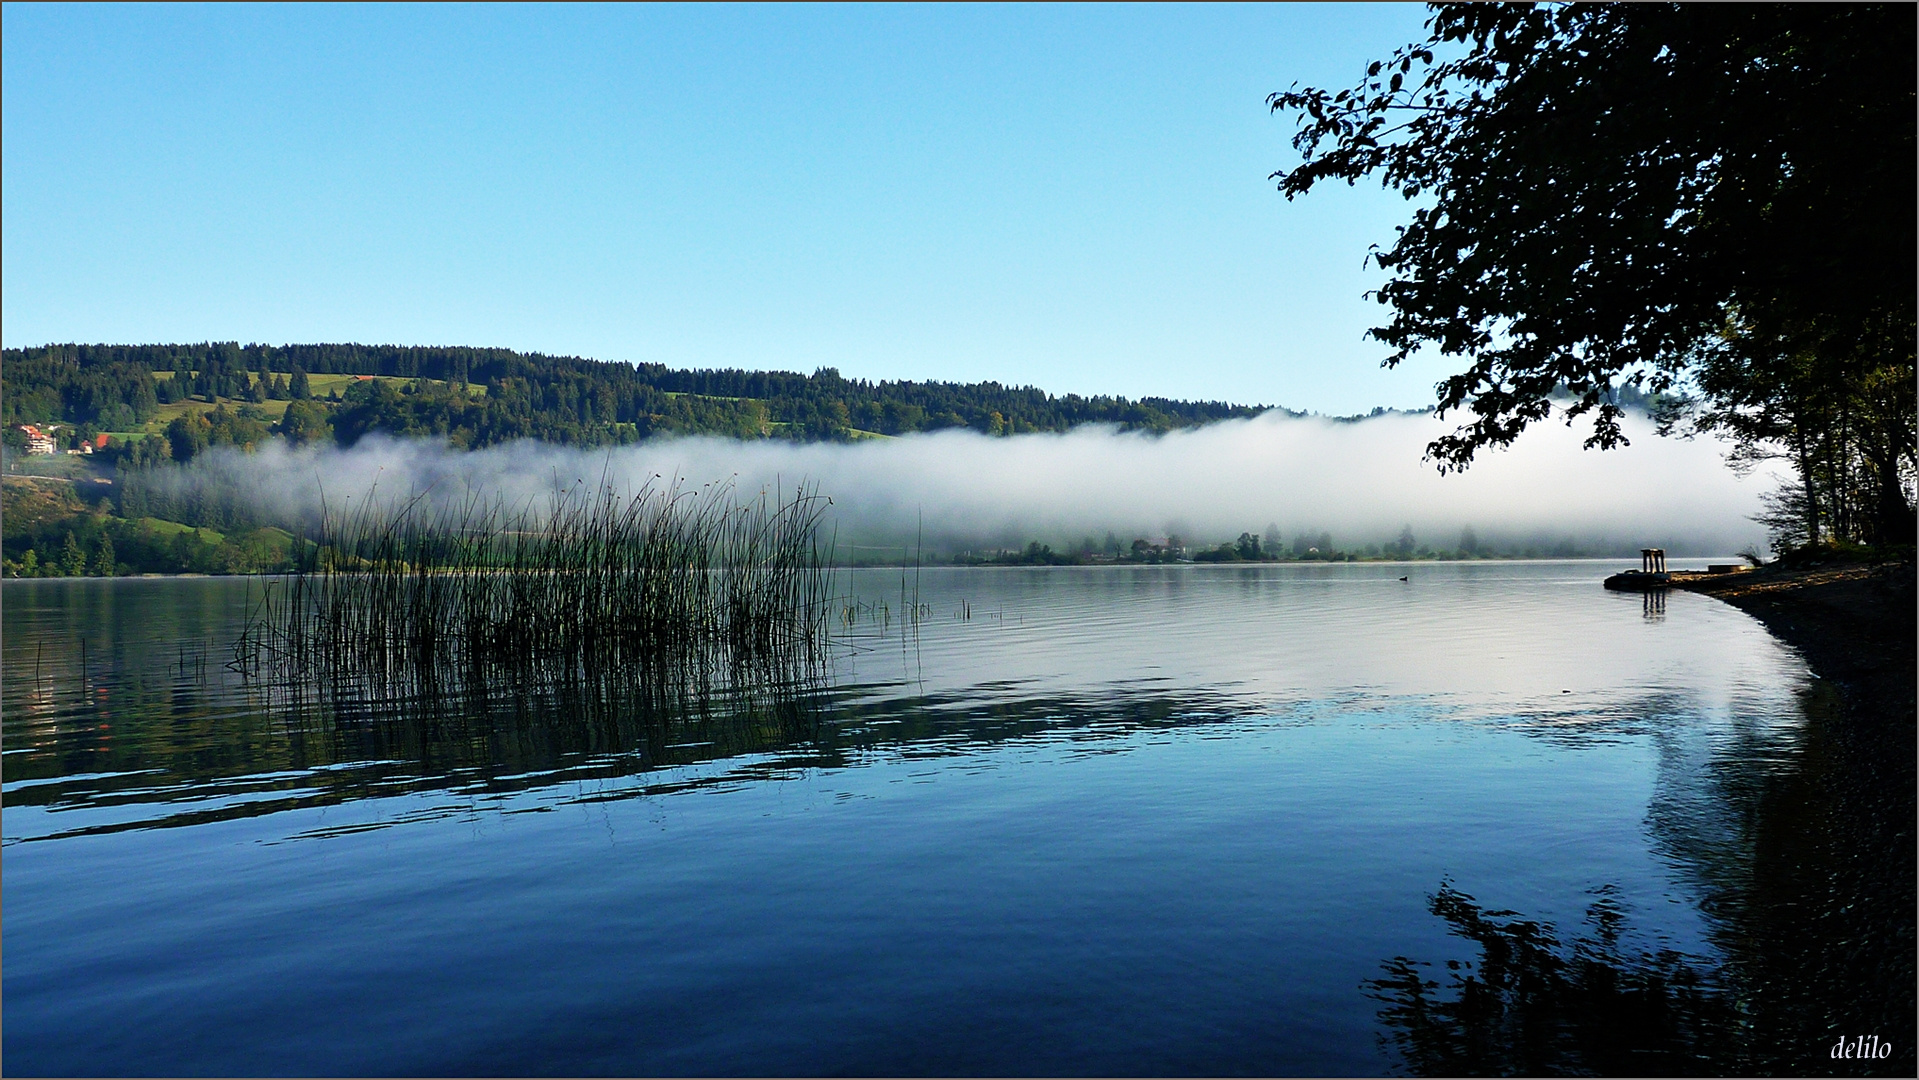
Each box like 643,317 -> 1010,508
2,341 -> 1277,457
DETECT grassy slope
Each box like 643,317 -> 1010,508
0,475 -> 96,535
125,372 -> 480,439
123,373 -> 895,443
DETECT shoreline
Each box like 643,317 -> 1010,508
6,556 -> 1750,581
1677,560 -> 1915,1074
1675,559 -> 1915,725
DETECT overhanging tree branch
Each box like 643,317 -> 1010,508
1268,4 -> 1915,540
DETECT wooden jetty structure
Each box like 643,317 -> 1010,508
1603,548 -> 1752,591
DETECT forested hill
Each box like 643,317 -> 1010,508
2,341 -> 1278,454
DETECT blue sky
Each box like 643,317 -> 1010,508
2,2 -> 1451,413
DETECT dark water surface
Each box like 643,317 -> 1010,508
2,563 -> 1818,1074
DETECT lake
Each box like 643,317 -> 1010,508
2,561 -> 1810,1075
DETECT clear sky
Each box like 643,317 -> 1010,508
2,2 -> 1453,414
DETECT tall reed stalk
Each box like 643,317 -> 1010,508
235,478 -> 835,712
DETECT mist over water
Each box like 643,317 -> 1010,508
181,410 -> 1771,556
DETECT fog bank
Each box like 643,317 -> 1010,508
193,410 -> 1772,557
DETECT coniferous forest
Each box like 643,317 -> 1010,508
2,341 -> 1272,454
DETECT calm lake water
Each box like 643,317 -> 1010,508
3,561 -> 1810,1075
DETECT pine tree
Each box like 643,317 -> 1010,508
290,366 -> 311,399
61,533 -> 87,576
92,533 -> 116,577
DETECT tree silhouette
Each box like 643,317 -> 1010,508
1271,4 -> 1914,542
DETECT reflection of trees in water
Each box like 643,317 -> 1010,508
1367,882 -> 1741,1076
1701,682 -> 1913,1076
1638,678 -> 1914,1076
1377,673 -> 1916,1077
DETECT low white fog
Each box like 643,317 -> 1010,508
181,409 -> 1774,557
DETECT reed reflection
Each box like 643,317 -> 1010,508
7,673 -> 841,843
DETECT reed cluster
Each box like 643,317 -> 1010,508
235,478 -> 834,709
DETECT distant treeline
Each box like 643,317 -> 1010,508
2,341 -> 1275,448
954,524 -> 1590,567
1,475 -> 298,577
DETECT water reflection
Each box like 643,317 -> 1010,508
1367,881 -> 1740,1076
1657,676 -> 1916,1077
7,566 -> 1887,1077
1374,671 -> 1916,1077
2,662 -> 1266,845
1643,589 -> 1667,620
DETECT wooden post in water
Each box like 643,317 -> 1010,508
1640,548 -> 1666,573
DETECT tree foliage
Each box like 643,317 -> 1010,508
1270,3 -> 1914,541
3,341 -> 1274,449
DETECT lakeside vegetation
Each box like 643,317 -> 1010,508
235,478 -> 833,710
